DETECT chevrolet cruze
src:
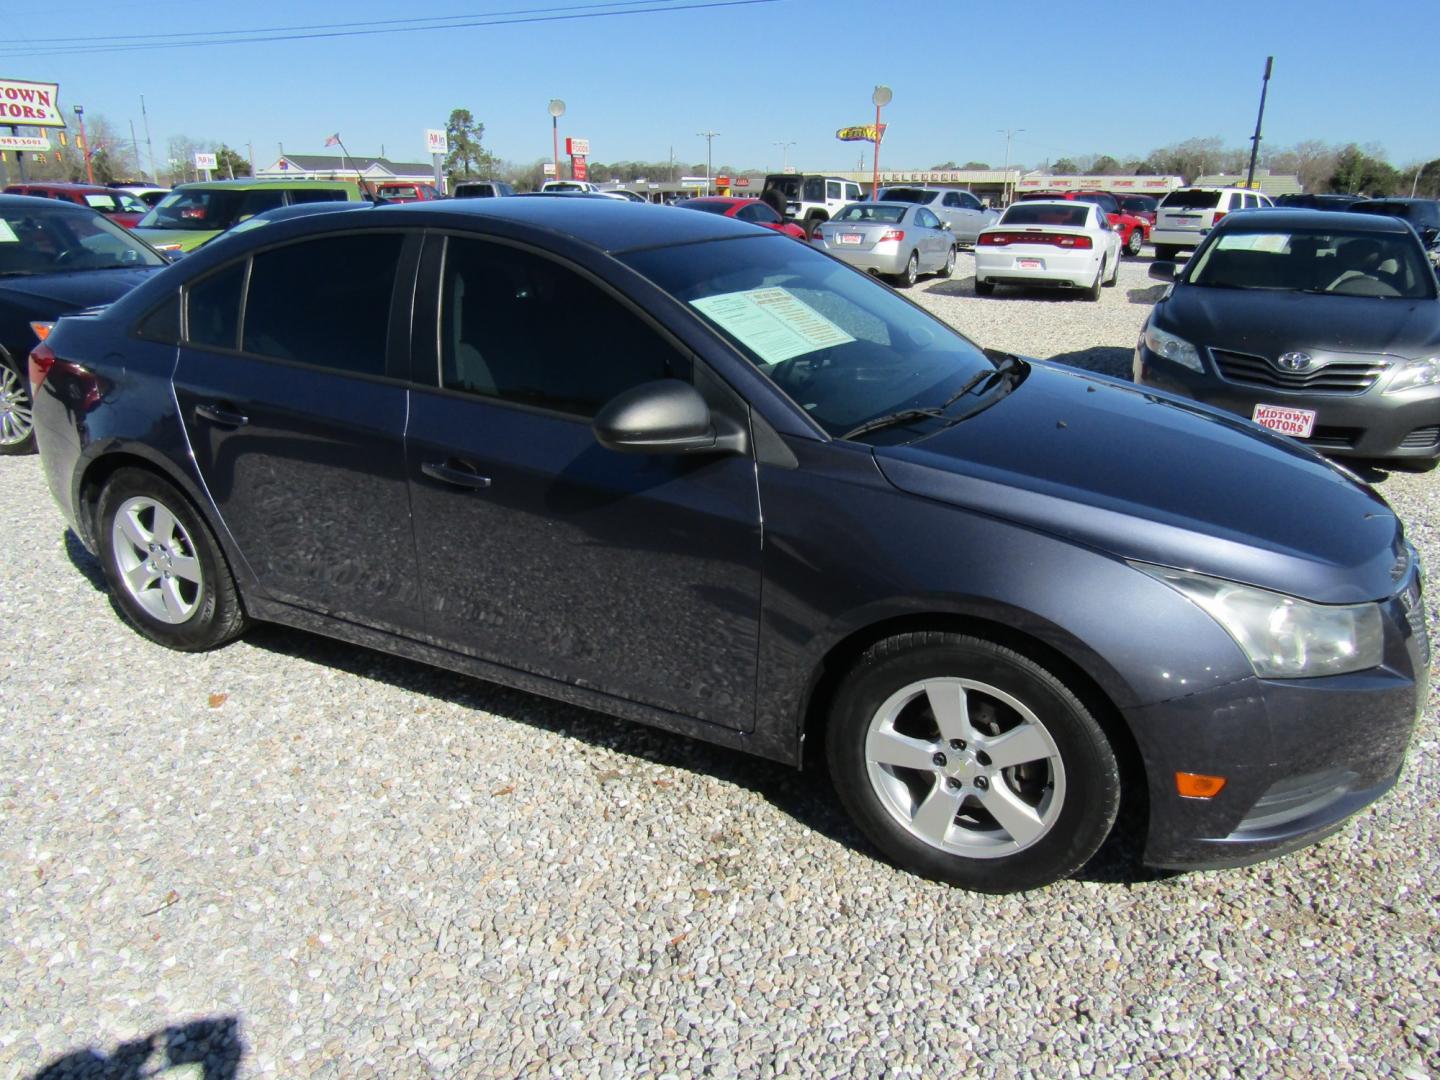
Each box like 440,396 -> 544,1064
29,199 -> 1427,892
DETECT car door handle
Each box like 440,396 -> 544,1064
421,460 -> 492,490
194,403 -> 249,427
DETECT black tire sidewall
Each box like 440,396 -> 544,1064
827,635 -> 1120,893
0,355 -> 36,457
97,469 -> 244,651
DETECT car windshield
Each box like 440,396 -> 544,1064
621,235 -> 998,439
1161,190 -> 1222,209
83,192 -> 145,213
1000,204 -> 1090,227
1120,196 -> 1156,213
0,203 -> 166,275
1072,193 -> 1118,214
880,189 -> 936,204
1187,229 -> 1436,299
378,185 -> 415,197
138,189 -> 247,231
833,204 -> 905,224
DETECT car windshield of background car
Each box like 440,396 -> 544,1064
1000,204 -> 1090,228
879,188 -> 935,205
621,235 -> 995,438
0,205 -> 166,274
82,193 -> 127,213
1161,190 -> 1222,209
138,190 -> 245,231
1188,230 -> 1435,299
833,205 -> 905,224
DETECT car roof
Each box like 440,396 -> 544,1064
4,181 -> 115,193
171,178 -> 355,191
0,192 -> 97,211
1213,208 -> 1418,234
244,196 -> 761,255
1004,199 -> 1092,210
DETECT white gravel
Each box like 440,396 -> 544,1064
2,252 -> 1438,1077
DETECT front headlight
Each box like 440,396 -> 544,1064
1135,564 -> 1384,678
1383,356 -> 1440,395
1143,324 -> 1203,373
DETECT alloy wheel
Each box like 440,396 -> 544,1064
110,495 -> 206,624
0,365 -> 33,447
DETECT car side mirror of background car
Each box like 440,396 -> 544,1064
1149,262 -> 1178,282
593,379 -> 747,456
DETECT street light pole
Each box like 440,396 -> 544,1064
773,140 -> 795,173
549,99 -> 565,184
997,127 -> 1024,205
871,86 -> 892,197
74,105 -> 94,184
1244,56 -> 1275,192
697,130 -> 720,195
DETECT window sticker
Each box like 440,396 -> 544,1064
0,220 -> 18,243
691,286 -> 855,365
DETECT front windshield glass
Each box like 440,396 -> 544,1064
138,189 -> 243,231
622,235 -> 997,438
833,204 -> 905,224
1187,229 -> 1436,299
0,203 -> 166,275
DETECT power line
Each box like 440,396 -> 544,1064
0,0 -> 781,57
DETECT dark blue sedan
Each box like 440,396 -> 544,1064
29,198 -> 1427,892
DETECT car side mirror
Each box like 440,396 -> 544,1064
593,379 -> 747,456
940,221 -> 952,231
1149,261 -> 1178,282
1421,226 -> 1439,246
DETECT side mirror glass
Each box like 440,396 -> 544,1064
593,379 -> 746,456
1149,261 -> 1177,282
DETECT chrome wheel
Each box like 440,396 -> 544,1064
864,677 -> 1066,858
110,495 -> 205,624
0,364 -> 33,447
1126,227 -> 1144,257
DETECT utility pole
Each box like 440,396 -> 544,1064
247,141 -> 255,176
140,94 -> 157,183
129,120 -> 141,181
773,140 -> 795,174
1244,56 -> 1274,191
697,130 -> 719,195
997,127 -> 1024,206
74,105 -> 94,184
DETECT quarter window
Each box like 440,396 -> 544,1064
241,233 -> 403,376
440,238 -> 688,416
185,261 -> 247,350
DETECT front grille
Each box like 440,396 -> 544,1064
1400,426 -> 1440,449
1213,349 -> 1388,393
1306,426 -> 1362,449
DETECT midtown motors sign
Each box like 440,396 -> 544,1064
0,79 -> 64,127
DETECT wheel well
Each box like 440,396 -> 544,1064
799,613 -> 1146,806
77,453 -> 185,550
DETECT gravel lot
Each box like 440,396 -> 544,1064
3,251 -> 1438,1078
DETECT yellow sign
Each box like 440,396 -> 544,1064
836,124 -> 886,143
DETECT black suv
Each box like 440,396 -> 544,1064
1350,198 -> 1440,265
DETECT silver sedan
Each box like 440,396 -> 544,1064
812,202 -> 957,287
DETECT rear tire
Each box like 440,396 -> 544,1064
974,279 -> 995,297
807,216 -> 827,239
1154,244 -> 1178,261
0,356 -> 36,456
825,632 -> 1121,893
937,245 -> 957,278
892,251 -> 920,288
1085,260 -> 1104,301
97,468 -> 248,652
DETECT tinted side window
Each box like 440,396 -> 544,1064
827,181 -> 842,201
135,292 -> 181,345
943,192 -> 961,207
961,193 -> 982,211
737,203 -> 779,224
185,261 -> 246,350
237,190 -> 286,219
440,238 -> 689,417
916,208 -> 941,229
242,233 -> 403,376
289,188 -> 349,205
802,178 -> 824,201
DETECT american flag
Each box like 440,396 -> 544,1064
324,133 -> 340,147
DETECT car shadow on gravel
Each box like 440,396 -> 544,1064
243,621 -> 1165,889
31,1015 -> 243,1079
63,528 -> 107,592
1127,283 -> 1168,305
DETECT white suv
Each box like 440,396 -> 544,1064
761,174 -> 865,234
1152,187 -> 1273,260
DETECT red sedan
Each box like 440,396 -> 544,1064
676,196 -> 808,240
2,182 -> 149,229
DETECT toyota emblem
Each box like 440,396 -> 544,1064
1277,351 -> 1314,372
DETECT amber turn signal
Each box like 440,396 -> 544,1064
30,321 -> 54,343
1175,772 -> 1227,799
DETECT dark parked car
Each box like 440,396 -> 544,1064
31,199 -> 1425,892
1274,193 -> 1364,212
1348,198 -> 1440,266
1135,209 -> 1440,465
0,194 -> 169,454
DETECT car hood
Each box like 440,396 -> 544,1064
0,267 -> 165,311
131,227 -> 217,252
872,362 -> 1403,604
1157,285 -> 1440,357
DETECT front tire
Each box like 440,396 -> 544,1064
0,358 -> 36,456
97,468 -> 248,651
826,633 -> 1120,893
1125,227 -> 1145,257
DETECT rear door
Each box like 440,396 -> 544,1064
403,233 -> 763,729
172,228 -> 425,634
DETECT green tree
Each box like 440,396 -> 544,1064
1328,144 -> 1400,195
1091,155 -> 1122,174
929,160 -> 959,170
215,144 -> 252,179
1051,157 -> 1078,174
444,108 -> 496,179
960,160 -> 990,170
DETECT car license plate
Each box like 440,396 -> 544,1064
1017,257 -> 1043,270
839,233 -> 863,245
1252,404 -> 1317,438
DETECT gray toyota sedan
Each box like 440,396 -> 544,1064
31,198 -> 1426,892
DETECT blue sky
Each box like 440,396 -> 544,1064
4,0 -> 1435,174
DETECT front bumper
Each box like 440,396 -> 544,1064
1130,574 -> 1428,869
974,247 -> 1102,289
1134,343 -> 1440,461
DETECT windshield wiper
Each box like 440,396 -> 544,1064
840,353 -> 1027,440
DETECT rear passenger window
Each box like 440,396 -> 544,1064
185,261 -> 246,350
440,237 -> 688,416
136,293 -> 181,345
289,188 -> 349,205
237,190 -> 286,218
242,233 -> 403,376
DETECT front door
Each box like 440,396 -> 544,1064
404,235 -> 763,729
172,229 -> 425,634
